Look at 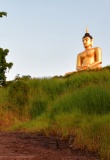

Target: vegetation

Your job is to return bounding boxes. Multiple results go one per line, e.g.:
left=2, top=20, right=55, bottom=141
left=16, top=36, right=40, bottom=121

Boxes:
left=0, top=12, right=13, bottom=86
left=0, top=49, right=13, bottom=86
left=0, top=66, right=110, bottom=159
left=0, top=12, right=7, bottom=17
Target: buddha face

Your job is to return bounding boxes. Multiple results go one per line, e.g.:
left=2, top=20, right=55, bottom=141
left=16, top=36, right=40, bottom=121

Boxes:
left=82, top=37, right=93, bottom=48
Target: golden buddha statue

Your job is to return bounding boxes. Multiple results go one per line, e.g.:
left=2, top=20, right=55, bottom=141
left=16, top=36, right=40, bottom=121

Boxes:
left=65, top=28, right=102, bottom=76
left=76, top=28, right=102, bottom=71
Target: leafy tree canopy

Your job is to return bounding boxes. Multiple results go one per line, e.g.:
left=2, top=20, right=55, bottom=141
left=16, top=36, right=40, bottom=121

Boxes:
left=0, top=12, right=13, bottom=86
left=0, top=48, right=13, bottom=86
left=0, top=12, right=7, bottom=17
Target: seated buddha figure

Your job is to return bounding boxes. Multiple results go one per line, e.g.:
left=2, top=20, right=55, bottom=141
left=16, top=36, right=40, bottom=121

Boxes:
left=76, top=28, right=102, bottom=71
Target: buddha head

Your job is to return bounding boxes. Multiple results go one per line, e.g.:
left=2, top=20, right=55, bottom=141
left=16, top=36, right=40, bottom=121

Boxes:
left=82, top=28, right=93, bottom=48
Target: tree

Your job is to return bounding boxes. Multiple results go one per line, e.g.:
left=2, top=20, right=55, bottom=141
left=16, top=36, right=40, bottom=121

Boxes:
left=0, top=12, right=13, bottom=86
left=0, top=48, right=13, bottom=86
left=0, top=12, right=7, bottom=17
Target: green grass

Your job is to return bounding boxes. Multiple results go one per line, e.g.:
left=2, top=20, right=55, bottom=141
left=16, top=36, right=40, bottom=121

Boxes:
left=1, top=66, right=110, bottom=159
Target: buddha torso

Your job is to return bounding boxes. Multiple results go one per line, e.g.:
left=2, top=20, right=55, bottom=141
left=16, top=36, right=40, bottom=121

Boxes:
left=79, top=48, right=96, bottom=66
left=77, top=47, right=102, bottom=70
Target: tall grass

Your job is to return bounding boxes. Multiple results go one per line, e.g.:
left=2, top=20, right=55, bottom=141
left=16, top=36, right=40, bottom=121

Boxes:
left=0, top=66, right=110, bottom=159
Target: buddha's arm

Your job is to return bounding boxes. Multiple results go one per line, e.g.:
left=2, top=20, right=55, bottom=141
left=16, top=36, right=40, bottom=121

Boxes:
left=76, top=54, right=88, bottom=71
left=77, top=66, right=88, bottom=71
left=76, top=55, right=81, bottom=71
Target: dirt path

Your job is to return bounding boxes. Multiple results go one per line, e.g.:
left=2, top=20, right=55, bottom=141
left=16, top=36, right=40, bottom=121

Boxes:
left=0, top=132, right=100, bottom=160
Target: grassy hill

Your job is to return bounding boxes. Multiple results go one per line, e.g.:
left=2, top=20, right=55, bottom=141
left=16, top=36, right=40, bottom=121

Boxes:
left=1, top=66, right=110, bottom=159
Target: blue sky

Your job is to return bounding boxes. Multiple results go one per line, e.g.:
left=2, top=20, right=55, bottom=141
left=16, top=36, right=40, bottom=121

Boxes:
left=0, top=0, right=110, bottom=80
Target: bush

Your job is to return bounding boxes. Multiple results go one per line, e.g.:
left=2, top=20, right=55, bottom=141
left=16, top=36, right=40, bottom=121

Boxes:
left=30, top=98, right=47, bottom=118
left=77, top=85, right=110, bottom=114
left=50, top=84, right=110, bottom=116
left=8, top=80, right=29, bottom=107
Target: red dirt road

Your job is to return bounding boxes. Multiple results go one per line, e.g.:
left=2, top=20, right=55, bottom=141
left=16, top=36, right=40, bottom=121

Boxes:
left=0, top=132, right=100, bottom=160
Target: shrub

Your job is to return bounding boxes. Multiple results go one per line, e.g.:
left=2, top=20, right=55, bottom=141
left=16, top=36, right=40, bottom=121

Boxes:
left=76, top=85, right=110, bottom=114
left=30, top=98, right=47, bottom=118
left=8, top=80, right=29, bottom=107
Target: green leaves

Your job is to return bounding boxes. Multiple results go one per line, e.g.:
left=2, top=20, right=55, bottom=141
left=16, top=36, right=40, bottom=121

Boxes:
left=0, top=48, right=13, bottom=86
left=0, top=12, right=7, bottom=17
left=8, top=80, right=29, bottom=107
left=0, top=11, right=13, bottom=86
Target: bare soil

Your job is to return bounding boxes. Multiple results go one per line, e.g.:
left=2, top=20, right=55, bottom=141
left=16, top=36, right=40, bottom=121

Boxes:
left=0, top=132, right=100, bottom=160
